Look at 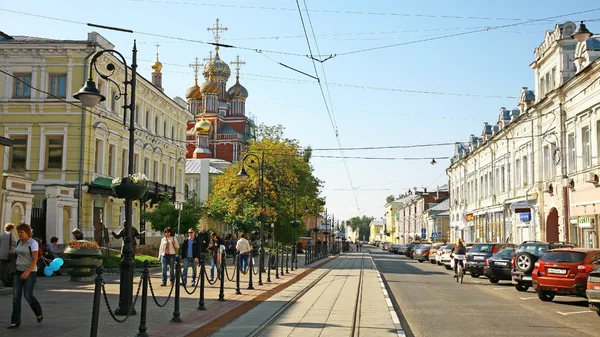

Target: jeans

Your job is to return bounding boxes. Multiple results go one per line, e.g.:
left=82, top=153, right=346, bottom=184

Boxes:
left=11, top=271, right=42, bottom=325
left=240, top=253, right=249, bottom=272
left=161, top=255, right=176, bottom=284
left=210, top=256, right=217, bottom=279
left=182, top=257, right=197, bottom=285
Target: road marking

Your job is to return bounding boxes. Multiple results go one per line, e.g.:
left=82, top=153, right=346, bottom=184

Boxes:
left=519, top=297, right=537, bottom=300
left=493, top=287, right=512, bottom=290
left=386, top=298, right=393, bottom=308
left=557, top=310, right=593, bottom=316
left=368, top=253, right=405, bottom=337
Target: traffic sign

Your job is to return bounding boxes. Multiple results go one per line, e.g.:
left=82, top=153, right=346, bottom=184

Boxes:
left=421, top=233, right=426, bottom=239
left=432, top=232, right=438, bottom=238
left=421, top=228, right=426, bottom=234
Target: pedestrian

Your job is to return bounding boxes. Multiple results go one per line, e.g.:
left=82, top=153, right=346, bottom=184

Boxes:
left=8, top=223, right=43, bottom=329
left=158, top=227, right=179, bottom=287
left=45, top=237, right=63, bottom=276
left=181, top=229, right=199, bottom=287
left=71, top=228, right=83, bottom=241
left=236, top=233, right=251, bottom=273
left=208, top=234, right=220, bottom=281
left=112, top=221, right=144, bottom=259
left=1, top=223, right=17, bottom=287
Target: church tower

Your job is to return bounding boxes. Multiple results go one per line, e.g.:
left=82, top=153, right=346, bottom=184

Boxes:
left=151, top=43, right=163, bottom=91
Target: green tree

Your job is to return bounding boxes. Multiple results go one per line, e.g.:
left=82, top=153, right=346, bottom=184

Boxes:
left=141, top=196, right=204, bottom=235
left=347, top=215, right=374, bottom=241
left=386, top=195, right=395, bottom=204
left=204, top=124, right=322, bottom=244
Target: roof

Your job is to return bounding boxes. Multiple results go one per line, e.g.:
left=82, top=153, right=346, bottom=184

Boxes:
left=89, top=177, right=113, bottom=188
left=0, top=33, right=86, bottom=44
left=548, top=247, right=600, bottom=253
left=185, top=158, right=230, bottom=174
left=219, top=122, right=241, bottom=135
left=428, top=198, right=449, bottom=212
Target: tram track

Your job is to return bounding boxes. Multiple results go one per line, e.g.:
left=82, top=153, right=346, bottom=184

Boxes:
left=245, top=251, right=366, bottom=337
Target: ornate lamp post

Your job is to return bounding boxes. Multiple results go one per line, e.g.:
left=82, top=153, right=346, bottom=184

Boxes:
left=175, top=201, right=183, bottom=236
left=74, top=41, right=138, bottom=315
left=237, top=151, right=264, bottom=286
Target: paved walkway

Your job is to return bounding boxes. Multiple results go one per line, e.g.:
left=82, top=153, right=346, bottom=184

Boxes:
left=210, top=252, right=399, bottom=337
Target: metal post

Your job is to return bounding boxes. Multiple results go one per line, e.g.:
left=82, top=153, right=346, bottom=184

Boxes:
left=235, top=252, right=241, bottom=294
left=171, top=257, right=182, bottom=323
left=267, top=250, right=272, bottom=282
left=90, top=266, right=103, bottom=337
left=286, top=246, right=289, bottom=274
left=275, top=247, right=280, bottom=279
left=258, top=151, right=265, bottom=285
left=136, top=261, right=149, bottom=337
left=196, top=253, right=206, bottom=310
left=218, top=251, right=225, bottom=301
left=247, top=251, right=254, bottom=290
left=280, top=246, right=285, bottom=275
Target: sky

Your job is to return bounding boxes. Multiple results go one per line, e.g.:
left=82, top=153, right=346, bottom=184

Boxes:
left=1, top=0, right=599, bottom=222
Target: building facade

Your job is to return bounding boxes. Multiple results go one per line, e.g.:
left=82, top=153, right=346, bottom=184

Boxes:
left=448, top=21, right=600, bottom=247
left=0, top=31, right=190, bottom=244
left=396, top=187, right=449, bottom=244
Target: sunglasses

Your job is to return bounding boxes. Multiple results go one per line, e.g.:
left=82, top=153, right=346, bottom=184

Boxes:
left=188, top=231, right=194, bottom=234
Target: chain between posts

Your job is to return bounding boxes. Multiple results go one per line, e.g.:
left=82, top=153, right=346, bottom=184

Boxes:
left=148, top=274, right=175, bottom=307
left=101, top=273, right=143, bottom=323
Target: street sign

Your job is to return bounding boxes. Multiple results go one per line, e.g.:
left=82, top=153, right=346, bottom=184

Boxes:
left=432, top=232, right=438, bottom=238
left=421, top=233, right=426, bottom=239
left=421, top=228, right=426, bottom=234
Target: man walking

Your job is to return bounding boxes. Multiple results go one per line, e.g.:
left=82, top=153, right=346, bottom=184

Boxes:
left=0, top=223, right=17, bottom=286
left=181, top=229, right=199, bottom=286
left=236, top=233, right=251, bottom=273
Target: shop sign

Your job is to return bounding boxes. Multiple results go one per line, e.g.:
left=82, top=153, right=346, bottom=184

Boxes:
left=578, top=216, right=595, bottom=229
left=519, top=213, right=531, bottom=222
left=465, top=214, right=475, bottom=222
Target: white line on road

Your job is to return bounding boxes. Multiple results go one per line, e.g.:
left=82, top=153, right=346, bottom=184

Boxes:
left=493, top=287, right=511, bottom=290
left=519, top=297, right=538, bottom=300
left=557, top=310, right=593, bottom=316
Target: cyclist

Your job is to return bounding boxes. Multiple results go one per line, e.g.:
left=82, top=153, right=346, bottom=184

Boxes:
left=451, top=238, right=467, bottom=278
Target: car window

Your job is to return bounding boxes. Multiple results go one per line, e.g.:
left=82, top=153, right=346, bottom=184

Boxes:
left=471, top=244, right=494, bottom=253
left=517, top=244, right=547, bottom=256
left=540, top=251, right=586, bottom=263
left=494, top=248, right=515, bottom=259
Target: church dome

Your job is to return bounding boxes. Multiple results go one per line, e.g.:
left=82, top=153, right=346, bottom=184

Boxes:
left=202, top=51, right=231, bottom=81
left=227, top=79, right=248, bottom=99
left=194, top=117, right=211, bottom=135
left=151, top=59, right=163, bottom=73
left=200, top=78, right=220, bottom=95
left=185, top=79, right=201, bottom=100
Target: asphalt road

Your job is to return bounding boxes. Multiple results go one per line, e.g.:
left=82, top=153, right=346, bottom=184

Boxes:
left=365, top=246, right=599, bottom=337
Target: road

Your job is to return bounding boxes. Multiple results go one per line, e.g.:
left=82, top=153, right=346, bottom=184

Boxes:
left=366, top=246, right=598, bottom=337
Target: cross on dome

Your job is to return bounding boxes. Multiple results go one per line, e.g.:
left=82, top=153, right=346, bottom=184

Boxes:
left=230, top=55, right=245, bottom=79
left=207, top=18, right=228, bottom=46
left=189, top=56, right=201, bottom=80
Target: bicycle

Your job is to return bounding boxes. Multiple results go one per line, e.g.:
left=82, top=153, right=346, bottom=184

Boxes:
left=453, top=254, right=466, bottom=284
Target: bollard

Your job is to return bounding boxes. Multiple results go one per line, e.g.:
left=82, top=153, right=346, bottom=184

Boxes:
left=275, top=247, right=280, bottom=279
left=136, top=261, right=150, bottom=337
left=257, top=248, right=263, bottom=286
left=290, top=246, right=294, bottom=272
left=197, top=253, right=206, bottom=310
left=247, top=251, right=254, bottom=289
left=235, top=252, right=242, bottom=294
left=171, top=256, right=182, bottom=323
left=280, top=246, right=284, bottom=276
left=286, top=246, right=289, bottom=274
left=218, top=251, right=225, bottom=301
left=90, top=266, right=103, bottom=337
left=267, top=250, right=272, bottom=282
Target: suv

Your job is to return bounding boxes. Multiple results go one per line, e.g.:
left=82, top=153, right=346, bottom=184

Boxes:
left=511, top=241, right=576, bottom=292
left=466, top=243, right=516, bottom=278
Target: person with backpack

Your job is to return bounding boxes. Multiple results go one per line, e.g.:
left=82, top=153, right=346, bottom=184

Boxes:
left=1, top=223, right=17, bottom=287
left=8, top=223, right=43, bottom=329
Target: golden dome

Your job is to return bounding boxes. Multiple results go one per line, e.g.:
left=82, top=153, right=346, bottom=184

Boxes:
left=151, top=59, right=163, bottom=72
left=194, top=117, right=211, bottom=135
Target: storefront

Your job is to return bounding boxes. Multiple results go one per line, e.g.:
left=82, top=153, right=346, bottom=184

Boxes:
left=510, top=200, right=535, bottom=244
left=569, top=184, right=600, bottom=248
left=576, top=216, right=598, bottom=248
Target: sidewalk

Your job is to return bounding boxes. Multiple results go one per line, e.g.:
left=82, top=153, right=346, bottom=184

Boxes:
left=0, top=254, right=330, bottom=337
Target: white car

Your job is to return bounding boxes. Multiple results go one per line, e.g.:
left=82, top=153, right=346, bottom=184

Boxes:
left=436, top=244, right=448, bottom=265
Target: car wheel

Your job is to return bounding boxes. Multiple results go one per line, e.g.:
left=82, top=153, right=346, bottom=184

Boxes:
left=538, top=291, right=555, bottom=302
left=437, top=262, right=442, bottom=266
left=418, top=260, right=423, bottom=263
left=471, top=273, right=480, bottom=278
left=444, top=265, right=452, bottom=270
left=515, top=283, right=529, bottom=292
left=515, top=252, right=537, bottom=273
left=430, top=260, right=436, bottom=264
left=489, top=278, right=499, bottom=284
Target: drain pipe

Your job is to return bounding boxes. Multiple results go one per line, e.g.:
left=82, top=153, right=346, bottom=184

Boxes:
left=77, top=42, right=99, bottom=229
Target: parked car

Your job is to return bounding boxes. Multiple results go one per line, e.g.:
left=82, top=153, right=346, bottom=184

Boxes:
left=395, top=244, right=405, bottom=254
left=532, top=248, right=600, bottom=302
left=389, top=244, right=402, bottom=254
left=380, top=242, right=390, bottom=251
left=428, top=243, right=446, bottom=264
left=403, top=241, right=424, bottom=258
left=484, top=248, right=516, bottom=283
left=466, top=243, right=517, bottom=278
left=414, top=244, right=433, bottom=263
left=441, top=244, right=456, bottom=269
left=511, top=241, right=577, bottom=292
left=587, top=266, right=600, bottom=316
left=435, top=244, right=447, bottom=265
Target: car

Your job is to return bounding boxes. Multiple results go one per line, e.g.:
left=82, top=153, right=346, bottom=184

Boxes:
left=440, top=244, right=456, bottom=269
left=395, top=244, right=405, bottom=254
left=428, top=243, right=446, bottom=264
left=484, top=248, right=516, bottom=283
left=389, top=244, right=402, bottom=254
left=436, top=244, right=449, bottom=265
left=413, top=244, right=433, bottom=263
left=532, top=248, right=600, bottom=302
left=511, top=241, right=577, bottom=292
left=403, top=241, right=423, bottom=258
left=587, top=266, right=600, bottom=316
left=466, top=243, right=517, bottom=278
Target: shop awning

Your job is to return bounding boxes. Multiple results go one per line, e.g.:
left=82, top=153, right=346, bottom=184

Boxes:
left=87, top=177, right=115, bottom=196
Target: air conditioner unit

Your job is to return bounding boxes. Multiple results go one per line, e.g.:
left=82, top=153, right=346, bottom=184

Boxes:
left=585, top=172, right=599, bottom=186
left=543, top=183, right=554, bottom=195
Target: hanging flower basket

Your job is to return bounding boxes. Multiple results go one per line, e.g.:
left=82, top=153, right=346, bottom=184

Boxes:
left=111, top=173, right=149, bottom=199
left=63, top=240, right=103, bottom=282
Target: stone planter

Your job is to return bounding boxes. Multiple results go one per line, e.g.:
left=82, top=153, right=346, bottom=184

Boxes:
left=63, top=245, right=103, bottom=282
left=111, top=178, right=149, bottom=200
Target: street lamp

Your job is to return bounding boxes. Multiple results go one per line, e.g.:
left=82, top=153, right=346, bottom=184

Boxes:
left=571, top=21, right=593, bottom=42
left=74, top=41, right=138, bottom=315
left=237, top=151, right=264, bottom=286
left=175, top=201, right=183, bottom=236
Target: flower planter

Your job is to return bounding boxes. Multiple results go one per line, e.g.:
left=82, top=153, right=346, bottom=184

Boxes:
left=63, top=244, right=103, bottom=282
left=111, top=178, right=149, bottom=200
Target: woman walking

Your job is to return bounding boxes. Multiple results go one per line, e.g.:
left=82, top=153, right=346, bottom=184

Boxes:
left=159, top=227, right=179, bottom=286
left=8, top=223, right=43, bottom=329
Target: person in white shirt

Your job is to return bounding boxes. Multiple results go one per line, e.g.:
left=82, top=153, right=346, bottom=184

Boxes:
left=1, top=223, right=18, bottom=286
left=236, top=233, right=251, bottom=273
left=158, top=227, right=179, bottom=286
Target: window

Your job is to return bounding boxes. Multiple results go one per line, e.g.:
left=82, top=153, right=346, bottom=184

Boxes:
left=108, top=144, right=116, bottom=177
left=98, top=81, right=106, bottom=107
left=144, top=158, right=150, bottom=177
left=597, top=120, right=600, bottom=164
left=568, top=133, right=576, bottom=173
left=121, top=150, right=128, bottom=177
left=9, top=135, right=27, bottom=169
left=545, top=72, right=551, bottom=94
left=540, top=77, right=545, bottom=97
left=154, top=116, right=159, bottom=134
left=480, top=176, right=484, bottom=197
left=163, top=121, right=167, bottom=137
left=95, top=140, right=104, bottom=174
left=162, top=163, right=167, bottom=183
left=49, top=74, right=66, bottom=98
left=522, top=156, right=528, bottom=186
left=13, top=73, right=32, bottom=98
left=501, top=166, right=505, bottom=193
left=46, top=135, right=64, bottom=170
left=135, top=105, right=140, bottom=125
left=551, top=67, right=556, bottom=89
left=145, top=110, right=151, bottom=129
left=134, top=153, right=140, bottom=174
left=153, top=160, right=158, bottom=181
left=111, top=89, right=117, bottom=113
left=515, top=159, right=521, bottom=187
left=582, top=126, right=591, bottom=169
left=543, top=146, right=550, bottom=180
left=170, top=166, right=175, bottom=186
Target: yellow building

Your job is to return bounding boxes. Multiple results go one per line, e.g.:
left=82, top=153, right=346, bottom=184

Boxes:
left=369, top=219, right=385, bottom=242
left=0, top=31, right=191, bottom=245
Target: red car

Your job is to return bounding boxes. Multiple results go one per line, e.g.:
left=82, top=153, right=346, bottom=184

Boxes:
left=532, top=248, right=600, bottom=302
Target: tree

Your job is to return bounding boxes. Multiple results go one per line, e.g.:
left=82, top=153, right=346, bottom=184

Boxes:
left=386, top=195, right=395, bottom=204
left=204, top=124, right=322, bottom=244
left=347, top=215, right=373, bottom=241
left=141, top=195, right=204, bottom=234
